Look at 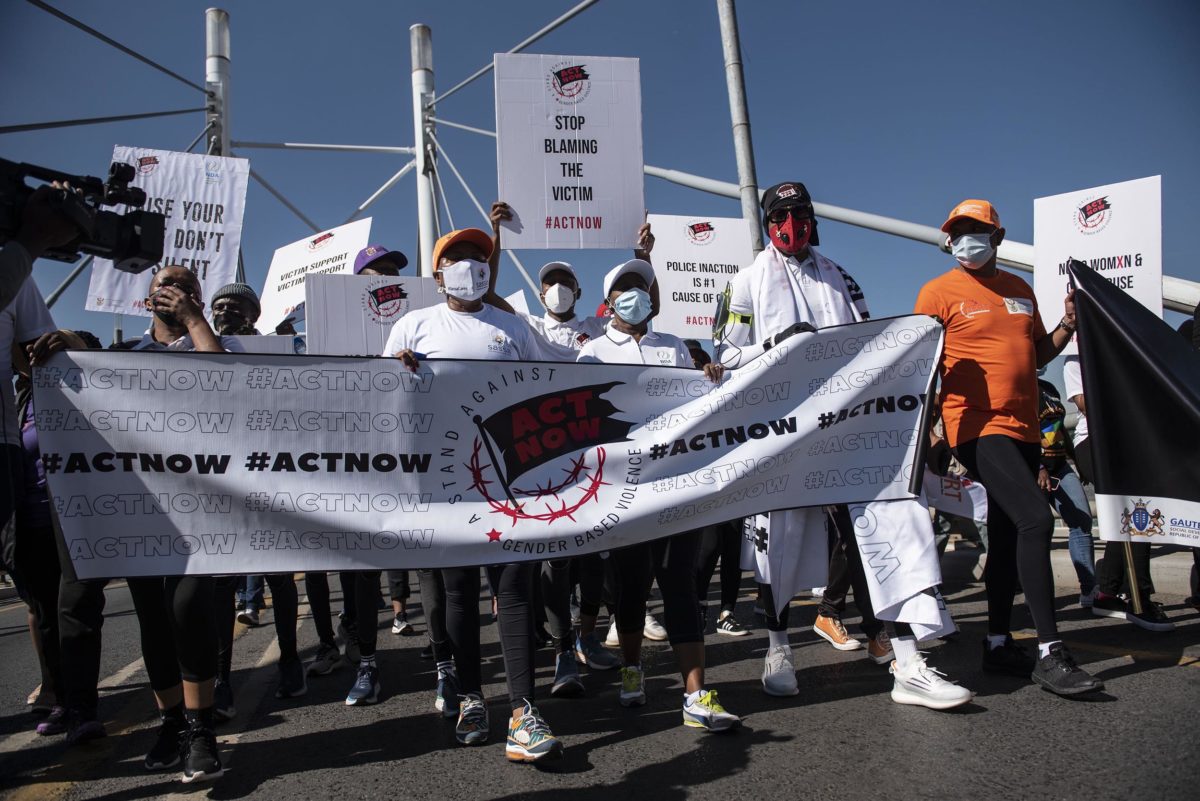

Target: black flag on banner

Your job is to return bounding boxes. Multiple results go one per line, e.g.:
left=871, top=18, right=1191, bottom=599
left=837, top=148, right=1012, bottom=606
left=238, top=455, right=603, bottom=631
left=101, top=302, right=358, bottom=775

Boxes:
left=1068, top=259, right=1200, bottom=547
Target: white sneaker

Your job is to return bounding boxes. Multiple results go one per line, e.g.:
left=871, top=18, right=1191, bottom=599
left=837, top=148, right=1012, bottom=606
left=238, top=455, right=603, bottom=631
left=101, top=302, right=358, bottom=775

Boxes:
left=889, top=653, right=974, bottom=710
left=619, top=666, right=646, bottom=707
left=809, top=586, right=826, bottom=598
left=643, top=614, right=668, bottom=641
left=761, top=645, right=799, bottom=697
left=605, top=619, right=621, bottom=647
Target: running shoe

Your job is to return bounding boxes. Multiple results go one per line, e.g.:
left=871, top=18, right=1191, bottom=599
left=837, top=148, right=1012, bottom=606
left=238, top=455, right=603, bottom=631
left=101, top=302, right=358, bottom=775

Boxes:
left=619, top=666, right=646, bottom=707
left=506, top=701, right=564, bottom=763
left=575, top=632, right=621, bottom=670
left=236, top=608, right=261, bottom=627
left=643, top=614, right=668, bottom=641
left=213, top=678, right=236, bottom=722
left=391, top=613, right=413, bottom=635
left=716, top=611, right=750, bottom=637
left=867, top=631, right=894, bottom=665
left=981, top=635, right=1036, bottom=677
left=36, top=706, right=67, bottom=736
left=1091, top=593, right=1129, bottom=620
left=1127, top=601, right=1175, bottom=632
left=180, top=722, right=224, bottom=784
left=1078, top=588, right=1097, bottom=608
left=64, top=714, right=106, bottom=747
left=605, top=619, right=621, bottom=647
left=276, top=656, right=308, bottom=699
left=307, top=642, right=342, bottom=676
left=682, top=690, right=740, bottom=731
left=762, top=644, right=799, bottom=697
left=345, top=663, right=380, bottom=706
left=889, top=653, right=974, bottom=710
left=550, top=651, right=585, bottom=698
left=435, top=668, right=461, bottom=718
left=1031, top=643, right=1104, bottom=696
left=813, top=614, right=862, bottom=651
left=455, top=693, right=490, bottom=745
left=144, top=716, right=186, bottom=771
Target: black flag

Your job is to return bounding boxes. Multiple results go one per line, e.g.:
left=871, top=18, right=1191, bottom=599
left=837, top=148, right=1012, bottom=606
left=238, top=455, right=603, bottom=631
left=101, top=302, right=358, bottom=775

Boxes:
left=1068, top=259, right=1200, bottom=504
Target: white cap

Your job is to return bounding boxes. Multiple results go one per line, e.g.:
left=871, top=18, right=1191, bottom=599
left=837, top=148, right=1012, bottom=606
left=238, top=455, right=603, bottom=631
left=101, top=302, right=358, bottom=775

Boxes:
left=537, top=261, right=577, bottom=285
left=602, top=258, right=655, bottom=299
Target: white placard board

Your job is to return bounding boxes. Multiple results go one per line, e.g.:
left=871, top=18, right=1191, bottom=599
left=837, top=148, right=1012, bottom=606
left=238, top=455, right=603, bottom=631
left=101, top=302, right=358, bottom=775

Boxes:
left=86, top=147, right=249, bottom=316
left=495, top=53, right=644, bottom=249
left=1035, top=176, right=1162, bottom=354
left=229, top=335, right=302, bottom=354
left=305, top=273, right=440, bottom=356
left=647, top=214, right=754, bottom=340
left=505, top=290, right=531, bottom=316
left=258, top=218, right=372, bottom=332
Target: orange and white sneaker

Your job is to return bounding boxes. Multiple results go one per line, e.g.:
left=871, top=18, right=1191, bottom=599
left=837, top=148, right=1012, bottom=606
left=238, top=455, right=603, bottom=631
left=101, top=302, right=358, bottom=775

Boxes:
left=867, top=631, right=894, bottom=665
left=813, top=614, right=862, bottom=651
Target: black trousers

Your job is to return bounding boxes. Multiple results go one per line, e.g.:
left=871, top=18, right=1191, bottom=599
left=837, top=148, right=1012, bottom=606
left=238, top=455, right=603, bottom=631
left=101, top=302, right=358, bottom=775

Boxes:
left=694, top=520, right=744, bottom=613
left=127, top=575, right=218, bottom=690
left=215, top=573, right=300, bottom=679
left=575, top=553, right=610, bottom=619
left=14, top=523, right=62, bottom=700
left=48, top=521, right=108, bottom=716
left=818, top=507, right=883, bottom=639
left=302, top=572, right=341, bottom=646
left=612, top=532, right=703, bottom=646
left=540, top=559, right=573, bottom=653
left=387, top=569, right=410, bottom=601
left=416, top=568, right=452, bottom=662
left=955, top=435, right=1059, bottom=642
left=353, top=570, right=383, bottom=658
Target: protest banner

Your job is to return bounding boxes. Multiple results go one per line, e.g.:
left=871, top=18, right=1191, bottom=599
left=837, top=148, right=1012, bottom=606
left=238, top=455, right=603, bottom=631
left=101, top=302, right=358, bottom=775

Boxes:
left=922, top=469, right=987, bottom=523
left=86, top=147, right=249, bottom=316
left=305, top=273, right=440, bottom=356
left=35, top=315, right=942, bottom=578
left=229, top=335, right=303, bottom=355
left=646, top=214, right=754, bottom=340
left=258, top=218, right=372, bottom=332
left=495, top=53, right=644, bottom=249
left=1034, top=176, right=1162, bottom=354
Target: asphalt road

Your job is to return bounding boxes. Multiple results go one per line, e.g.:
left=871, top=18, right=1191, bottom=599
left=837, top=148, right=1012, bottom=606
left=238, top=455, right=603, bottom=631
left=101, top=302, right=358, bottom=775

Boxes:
left=1, top=541, right=1197, bottom=801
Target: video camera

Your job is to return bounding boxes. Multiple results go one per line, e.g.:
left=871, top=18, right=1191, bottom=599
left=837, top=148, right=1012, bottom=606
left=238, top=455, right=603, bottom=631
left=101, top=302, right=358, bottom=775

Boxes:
left=0, top=157, right=165, bottom=272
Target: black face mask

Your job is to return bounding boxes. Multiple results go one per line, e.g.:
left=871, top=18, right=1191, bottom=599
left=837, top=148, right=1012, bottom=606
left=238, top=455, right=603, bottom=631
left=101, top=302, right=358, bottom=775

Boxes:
left=154, top=309, right=180, bottom=328
left=213, top=311, right=253, bottom=336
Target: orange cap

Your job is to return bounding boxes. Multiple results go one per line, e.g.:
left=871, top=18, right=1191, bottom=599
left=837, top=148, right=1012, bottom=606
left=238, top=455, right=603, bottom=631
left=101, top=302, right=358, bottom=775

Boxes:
left=940, top=199, right=1000, bottom=233
left=431, top=228, right=494, bottom=268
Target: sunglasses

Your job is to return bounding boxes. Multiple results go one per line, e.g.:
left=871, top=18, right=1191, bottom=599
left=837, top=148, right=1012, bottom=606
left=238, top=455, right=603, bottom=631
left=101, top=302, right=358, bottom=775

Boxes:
left=767, top=207, right=812, bottom=225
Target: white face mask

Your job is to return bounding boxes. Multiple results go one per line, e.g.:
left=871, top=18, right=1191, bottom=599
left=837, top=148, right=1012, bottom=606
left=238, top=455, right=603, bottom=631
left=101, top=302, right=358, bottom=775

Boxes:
left=542, top=283, right=575, bottom=314
left=950, top=232, right=995, bottom=268
left=439, top=259, right=490, bottom=301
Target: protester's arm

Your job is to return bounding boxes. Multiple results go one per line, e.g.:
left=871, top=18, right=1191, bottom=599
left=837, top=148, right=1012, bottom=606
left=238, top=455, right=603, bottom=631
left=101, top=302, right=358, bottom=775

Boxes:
left=27, top=330, right=84, bottom=367
left=1035, top=289, right=1076, bottom=367
left=1070, top=394, right=1086, bottom=416
left=152, top=286, right=224, bottom=352
left=632, top=222, right=661, bottom=319
left=483, top=201, right=517, bottom=312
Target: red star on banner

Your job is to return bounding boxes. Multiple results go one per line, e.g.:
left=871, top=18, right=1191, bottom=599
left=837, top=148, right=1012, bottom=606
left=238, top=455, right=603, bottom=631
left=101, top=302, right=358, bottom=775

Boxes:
left=485, top=529, right=503, bottom=542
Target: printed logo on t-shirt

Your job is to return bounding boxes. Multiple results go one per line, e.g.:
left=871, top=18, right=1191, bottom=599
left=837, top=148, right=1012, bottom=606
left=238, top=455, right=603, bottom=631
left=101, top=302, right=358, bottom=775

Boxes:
left=656, top=351, right=676, bottom=366
left=1003, top=297, right=1033, bottom=316
left=959, top=299, right=991, bottom=318
left=487, top=333, right=513, bottom=355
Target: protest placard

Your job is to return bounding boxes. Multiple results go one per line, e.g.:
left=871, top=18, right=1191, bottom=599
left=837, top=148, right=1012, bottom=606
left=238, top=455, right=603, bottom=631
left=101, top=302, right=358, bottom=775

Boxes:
left=86, top=147, right=249, bottom=315
left=305, top=273, right=440, bottom=356
left=258, top=218, right=372, bottom=332
left=495, top=53, right=644, bottom=249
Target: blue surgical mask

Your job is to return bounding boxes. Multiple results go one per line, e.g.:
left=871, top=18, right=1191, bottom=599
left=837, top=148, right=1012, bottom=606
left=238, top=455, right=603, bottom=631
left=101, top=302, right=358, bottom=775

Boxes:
left=950, top=232, right=995, bottom=268
left=612, top=287, right=652, bottom=324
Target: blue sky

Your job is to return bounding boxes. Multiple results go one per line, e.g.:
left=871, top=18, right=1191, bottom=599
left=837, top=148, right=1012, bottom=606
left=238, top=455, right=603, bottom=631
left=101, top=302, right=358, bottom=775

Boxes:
left=3, top=0, right=1198, bottom=363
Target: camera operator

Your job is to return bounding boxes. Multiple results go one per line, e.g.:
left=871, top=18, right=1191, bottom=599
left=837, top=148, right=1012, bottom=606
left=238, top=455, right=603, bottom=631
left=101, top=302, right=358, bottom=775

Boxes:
left=1, top=184, right=81, bottom=310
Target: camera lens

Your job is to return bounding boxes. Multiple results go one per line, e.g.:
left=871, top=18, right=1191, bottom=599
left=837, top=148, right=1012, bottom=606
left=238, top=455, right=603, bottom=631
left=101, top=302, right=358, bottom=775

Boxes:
left=109, top=162, right=135, bottom=183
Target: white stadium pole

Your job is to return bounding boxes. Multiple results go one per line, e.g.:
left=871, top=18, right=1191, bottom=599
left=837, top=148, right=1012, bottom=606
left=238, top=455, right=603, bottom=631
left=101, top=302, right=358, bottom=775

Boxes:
left=411, top=24, right=437, bottom=278
left=716, top=0, right=764, bottom=255
left=206, top=8, right=241, bottom=282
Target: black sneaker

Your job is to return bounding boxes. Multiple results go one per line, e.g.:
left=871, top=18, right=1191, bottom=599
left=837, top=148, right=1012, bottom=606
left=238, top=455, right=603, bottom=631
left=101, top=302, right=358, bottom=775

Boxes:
left=716, top=611, right=750, bottom=637
left=981, top=635, right=1036, bottom=677
left=180, top=722, right=224, bottom=784
left=276, top=656, right=308, bottom=699
left=144, top=716, right=186, bottom=771
left=1127, top=601, right=1175, bottom=632
left=1091, top=593, right=1129, bottom=620
left=1032, top=642, right=1104, bottom=696
left=213, top=678, right=236, bottom=723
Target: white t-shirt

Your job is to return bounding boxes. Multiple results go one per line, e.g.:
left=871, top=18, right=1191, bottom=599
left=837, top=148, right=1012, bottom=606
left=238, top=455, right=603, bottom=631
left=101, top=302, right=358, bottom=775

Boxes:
left=1, top=278, right=55, bottom=446
left=518, top=310, right=606, bottom=361
left=133, top=331, right=246, bottom=353
left=577, top=322, right=691, bottom=367
left=1061, top=355, right=1088, bottom=445
left=383, top=302, right=543, bottom=361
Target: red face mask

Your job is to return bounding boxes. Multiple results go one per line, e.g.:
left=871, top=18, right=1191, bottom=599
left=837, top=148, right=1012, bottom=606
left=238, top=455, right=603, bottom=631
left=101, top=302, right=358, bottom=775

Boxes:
left=768, top=215, right=812, bottom=255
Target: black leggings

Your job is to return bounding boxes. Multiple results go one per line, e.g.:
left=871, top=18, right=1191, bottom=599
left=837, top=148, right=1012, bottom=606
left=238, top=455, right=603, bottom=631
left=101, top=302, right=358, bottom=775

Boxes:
left=540, top=559, right=573, bottom=654
left=353, top=570, right=383, bottom=658
left=954, top=435, right=1059, bottom=642
left=14, top=524, right=62, bottom=701
left=416, top=568, right=452, bottom=662
left=613, top=532, right=702, bottom=646
left=215, top=574, right=300, bottom=679
left=818, top=507, right=882, bottom=639
left=694, top=520, right=743, bottom=612
left=576, top=553, right=610, bottom=618
left=302, top=572, right=342, bottom=646
left=127, top=575, right=218, bottom=690
left=444, top=563, right=535, bottom=709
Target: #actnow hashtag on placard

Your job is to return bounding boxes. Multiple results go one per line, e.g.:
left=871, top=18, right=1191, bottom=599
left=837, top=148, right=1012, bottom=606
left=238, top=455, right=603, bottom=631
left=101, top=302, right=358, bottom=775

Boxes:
left=33, top=316, right=943, bottom=578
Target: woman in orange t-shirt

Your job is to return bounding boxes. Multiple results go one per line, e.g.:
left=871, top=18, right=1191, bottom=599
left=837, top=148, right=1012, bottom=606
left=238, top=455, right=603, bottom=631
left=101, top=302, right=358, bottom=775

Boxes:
left=913, top=199, right=1102, bottom=697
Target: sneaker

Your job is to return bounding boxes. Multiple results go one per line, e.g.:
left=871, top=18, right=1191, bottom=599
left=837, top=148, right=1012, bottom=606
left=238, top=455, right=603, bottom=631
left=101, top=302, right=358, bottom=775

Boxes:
left=643, top=614, right=668, bottom=641
left=683, top=690, right=740, bottom=731
left=391, top=613, right=413, bottom=635
left=276, top=656, right=308, bottom=699
left=36, top=706, right=67, bottom=736
left=1091, top=593, right=1129, bottom=620
left=619, top=666, right=647, bottom=707
left=867, top=631, right=894, bottom=665
left=1127, top=601, right=1175, bottom=632
left=144, top=716, right=186, bottom=771
left=435, top=669, right=461, bottom=718
left=813, top=614, right=862, bottom=651
left=64, top=714, right=106, bottom=747
left=1031, top=642, right=1104, bottom=696
left=605, top=619, right=621, bottom=647
left=761, top=644, right=799, bottom=697
left=236, top=608, right=260, bottom=627
left=455, top=693, right=489, bottom=745
left=308, top=642, right=342, bottom=676
left=1079, top=588, right=1097, bottom=608
left=575, top=632, right=621, bottom=670
left=551, top=651, right=585, bottom=698
left=180, top=722, right=224, bottom=784
left=889, top=653, right=974, bottom=710
left=506, top=701, right=564, bottom=763
left=716, top=611, right=750, bottom=637
left=981, top=635, right=1036, bottom=677
left=345, top=663, right=380, bottom=706
left=810, top=586, right=826, bottom=598
left=213, top=678, right=236, bottom=722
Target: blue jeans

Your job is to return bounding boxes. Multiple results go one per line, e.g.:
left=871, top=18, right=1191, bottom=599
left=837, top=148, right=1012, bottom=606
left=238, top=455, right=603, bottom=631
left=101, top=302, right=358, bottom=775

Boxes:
left=237, top=575, right=265, bottom=611
left=1049, top=463, right=1095, bottom=593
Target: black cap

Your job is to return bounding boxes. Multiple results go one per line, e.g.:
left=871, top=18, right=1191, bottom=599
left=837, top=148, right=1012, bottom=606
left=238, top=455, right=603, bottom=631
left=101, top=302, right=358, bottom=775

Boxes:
left=760, top=181, right=819, bottom=245
left=212, top=282, right=261, bottom=315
